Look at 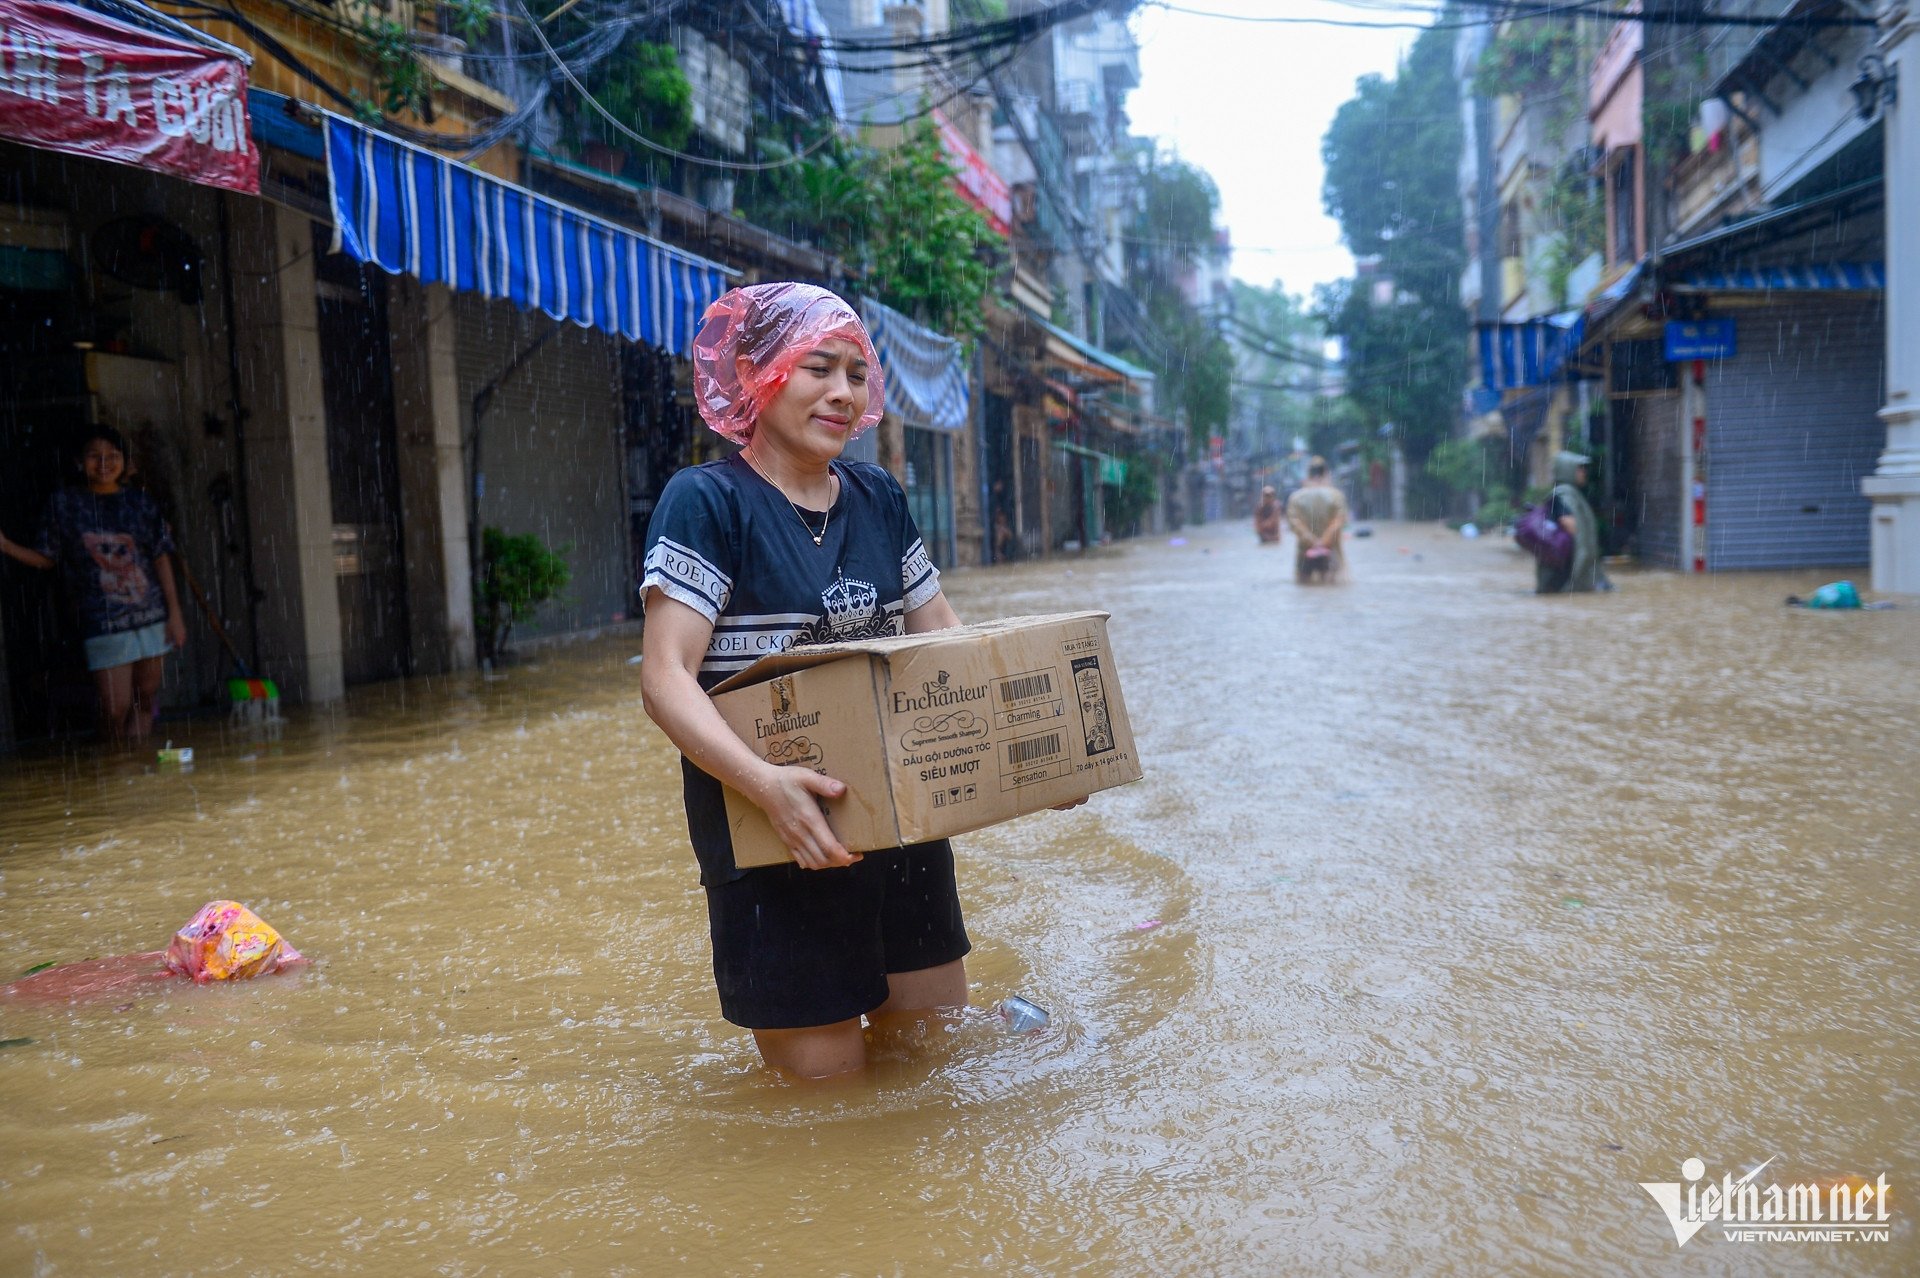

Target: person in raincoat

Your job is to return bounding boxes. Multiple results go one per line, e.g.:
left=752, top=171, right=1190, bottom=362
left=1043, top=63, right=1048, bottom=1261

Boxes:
left=1253, top=485, right=1284, bottom=545
left=1536, top=451, right=1610, bottom=594
left=1285, top=458, right=1348, bottom=582
left=637, top=282, right=1083, bottom=1081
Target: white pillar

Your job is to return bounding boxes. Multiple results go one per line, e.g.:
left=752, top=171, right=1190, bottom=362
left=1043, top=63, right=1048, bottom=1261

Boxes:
left=227, top=200, right=345, bottom=703
left=389, top=278, right=476, bottom=674
left=1866, top=0, right=1920, bottom=593
left=1389, top=444, right=1407, bottom=521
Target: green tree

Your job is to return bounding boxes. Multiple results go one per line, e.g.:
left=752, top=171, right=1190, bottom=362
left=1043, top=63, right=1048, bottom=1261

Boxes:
left=1315, top=278, right=1463, bottom=455
left=741, top=127, right=875, bottom=246
left=735, top=120, right=997, bottom=339
left=345, top=0, right=493, bottom=119
left=1228, top=280, right=1324, bottom=459
left=1123, top=156, right=1236, bottom=443
left=1322, top=26, right=1465, bottom=307
left=861, top=122, right=999, bottom=338
left=1102, top=453, right=1162, bottom=538
left=556, top=37, right=694, bottom=179
left=1319, top=23, right=1468, bottom=513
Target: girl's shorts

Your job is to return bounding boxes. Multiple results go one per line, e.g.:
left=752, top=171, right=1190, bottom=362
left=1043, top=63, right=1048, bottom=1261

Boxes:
left=83, top=622, right=170, bottom=672
left=704, top=839, right=972, bottom=1030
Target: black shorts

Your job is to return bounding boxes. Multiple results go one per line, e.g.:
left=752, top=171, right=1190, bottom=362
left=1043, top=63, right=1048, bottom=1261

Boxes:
left=703, top=839, right=972, bottom=1030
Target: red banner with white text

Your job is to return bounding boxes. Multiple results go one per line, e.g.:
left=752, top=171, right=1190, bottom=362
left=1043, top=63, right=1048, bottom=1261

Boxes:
left=0, top=0, right=257, bottom=193
left=933, top=107, right=1010, bottom=239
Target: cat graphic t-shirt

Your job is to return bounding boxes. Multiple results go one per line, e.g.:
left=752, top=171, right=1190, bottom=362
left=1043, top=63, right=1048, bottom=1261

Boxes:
left=35, top=487, right=176, bottom=639
left=642, top=454, right=941, bottom=884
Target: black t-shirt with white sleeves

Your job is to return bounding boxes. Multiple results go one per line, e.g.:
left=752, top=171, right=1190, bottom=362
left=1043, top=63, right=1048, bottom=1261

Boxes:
left=641, top=454, right=941, bottom=885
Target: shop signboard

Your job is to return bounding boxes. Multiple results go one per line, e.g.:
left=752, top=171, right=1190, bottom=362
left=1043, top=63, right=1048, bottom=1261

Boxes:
left=1664, top=318, right=1736, bottom=361
left=933, top=106, right=1012, bottom=238
left=0, top=0, right=258, bottom=193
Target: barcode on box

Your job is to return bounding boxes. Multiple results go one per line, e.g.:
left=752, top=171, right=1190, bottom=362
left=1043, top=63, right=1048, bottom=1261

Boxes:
left=998, top=671, right=1054, bottom=705
left=1005, top=732, right=1063, bottom=768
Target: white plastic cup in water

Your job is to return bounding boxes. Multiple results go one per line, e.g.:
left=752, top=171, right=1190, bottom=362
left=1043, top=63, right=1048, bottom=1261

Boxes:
left=999, top=995, right=1050, bottom=1033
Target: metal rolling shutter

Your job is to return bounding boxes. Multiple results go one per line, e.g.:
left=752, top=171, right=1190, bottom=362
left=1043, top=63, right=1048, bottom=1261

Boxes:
left=1632, top=393, right=1684, bottom=568
left=454, top=295, right=630, bottom=637
left=1703, top=300, right=1883, bottom=569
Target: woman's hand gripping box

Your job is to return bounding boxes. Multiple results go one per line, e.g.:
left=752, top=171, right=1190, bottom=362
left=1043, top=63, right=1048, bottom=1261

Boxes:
left=709, top=612, right=1141, bottom=867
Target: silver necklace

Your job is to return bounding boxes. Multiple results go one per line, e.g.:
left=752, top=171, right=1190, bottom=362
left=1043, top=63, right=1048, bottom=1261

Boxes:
left=743, top=449, right=836, bottom=547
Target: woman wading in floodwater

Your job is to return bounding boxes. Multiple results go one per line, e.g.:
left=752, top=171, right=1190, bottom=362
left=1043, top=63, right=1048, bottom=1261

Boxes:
left=640, top=284, right=1079, bottom=1080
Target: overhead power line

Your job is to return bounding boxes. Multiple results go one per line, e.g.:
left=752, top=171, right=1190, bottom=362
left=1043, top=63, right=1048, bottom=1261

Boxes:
left=514, top=0, right=1054, bottom=170
left=1222, top=314, right=1330, bottom=368
left=1148, top=0, right=1876, bottom=28
left=513, top=0, right=843, bottom=171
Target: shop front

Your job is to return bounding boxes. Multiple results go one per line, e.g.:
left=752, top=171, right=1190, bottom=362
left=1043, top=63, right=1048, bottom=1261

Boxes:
left=1, top=60, right=737, bottom=746
left=0, top=0, right=261, bottom=743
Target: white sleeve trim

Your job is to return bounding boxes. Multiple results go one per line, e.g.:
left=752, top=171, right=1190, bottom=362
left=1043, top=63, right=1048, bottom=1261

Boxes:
left=902, top=538, right=941, bottom=612
left=642, top=536, right=732, bottom=619
left=641, top=574, right=722, bottom=623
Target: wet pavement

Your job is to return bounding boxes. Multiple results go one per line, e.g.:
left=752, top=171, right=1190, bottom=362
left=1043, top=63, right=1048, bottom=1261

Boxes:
left=2, top=521, right=1917, bottom=1274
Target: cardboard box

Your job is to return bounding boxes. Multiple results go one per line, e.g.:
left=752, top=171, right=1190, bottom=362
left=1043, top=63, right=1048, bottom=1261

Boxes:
left=709, top=611, right=1141, bottom=867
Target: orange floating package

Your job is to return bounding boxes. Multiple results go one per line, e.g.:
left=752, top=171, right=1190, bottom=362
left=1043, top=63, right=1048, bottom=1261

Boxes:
left=164, top=900, right=304, bottom=983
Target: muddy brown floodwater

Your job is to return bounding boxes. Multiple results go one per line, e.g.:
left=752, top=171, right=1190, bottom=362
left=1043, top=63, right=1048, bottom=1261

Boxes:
left=2, top=522, right=1917, bottom=1275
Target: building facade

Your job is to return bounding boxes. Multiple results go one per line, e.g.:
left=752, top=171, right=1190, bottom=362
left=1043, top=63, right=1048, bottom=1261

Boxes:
left=0, top=0, right=1179, bottom=749
left=1460, top=1, right=1910, bottom=581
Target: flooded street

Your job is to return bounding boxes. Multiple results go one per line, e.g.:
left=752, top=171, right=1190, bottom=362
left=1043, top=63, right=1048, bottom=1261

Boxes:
left=2, top=522, right=1917, bottom=1275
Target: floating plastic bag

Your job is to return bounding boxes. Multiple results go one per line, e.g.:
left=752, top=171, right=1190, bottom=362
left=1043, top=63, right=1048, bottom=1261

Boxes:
left=164, top=900, right=304, bottom=983
left=690, top=283, right=885, bottom=443
left=999, top=995, right=1051, bottom=1033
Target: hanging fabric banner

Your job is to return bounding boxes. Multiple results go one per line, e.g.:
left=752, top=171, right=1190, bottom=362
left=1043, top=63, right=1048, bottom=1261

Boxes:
left=325, top=114, right=733, bottom=355
left=1476, top=311, right=1586, bottom=390
left=0, top=0, right=258, bottom=192
left=860, top=294, right=970, bottom=432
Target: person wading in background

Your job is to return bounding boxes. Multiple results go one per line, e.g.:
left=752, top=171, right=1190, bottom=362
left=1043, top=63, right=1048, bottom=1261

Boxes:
left=1253, top=485, right=1283, bottom=545
left=0, top=426, right=185, bottom=744
left=1286, top=457, right=1348, bottom=583
left=1536, top=451, right=1610, bottom=595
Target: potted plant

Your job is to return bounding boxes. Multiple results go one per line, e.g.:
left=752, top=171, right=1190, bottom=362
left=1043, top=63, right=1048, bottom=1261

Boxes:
left=557, top=38, right=693, bottom=180
left=479, top=526, right=571, bottom=661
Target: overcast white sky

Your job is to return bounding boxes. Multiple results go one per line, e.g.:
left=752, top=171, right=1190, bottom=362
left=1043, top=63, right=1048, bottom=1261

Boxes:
left=1126, top=1, right=1424, bottom=302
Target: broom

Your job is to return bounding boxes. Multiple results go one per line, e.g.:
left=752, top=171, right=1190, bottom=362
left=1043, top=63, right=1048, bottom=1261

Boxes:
left=175, top=557, right=279, bottom=720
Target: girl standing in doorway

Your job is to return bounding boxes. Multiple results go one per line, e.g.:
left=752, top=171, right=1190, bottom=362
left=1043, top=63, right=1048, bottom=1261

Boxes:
left=0, top=426, right=185, bottom=744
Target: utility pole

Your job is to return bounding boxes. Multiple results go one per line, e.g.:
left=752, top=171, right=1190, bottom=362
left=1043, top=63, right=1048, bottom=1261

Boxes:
left=1867, top=0, right=1920, bottom=592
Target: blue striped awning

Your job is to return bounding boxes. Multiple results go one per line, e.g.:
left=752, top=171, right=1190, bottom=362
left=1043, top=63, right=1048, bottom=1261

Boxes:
left=1674, top=262, right=1884, bottom=291
left=860, top=296, right=969, bottom=432
left=1476, top=311, right=1585, bottom=390
left=324, top=115, right=733, bottom=356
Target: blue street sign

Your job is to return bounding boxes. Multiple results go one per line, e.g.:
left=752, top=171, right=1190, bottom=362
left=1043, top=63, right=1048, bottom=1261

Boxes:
left=1665, top=318, right=1737, bottom=361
